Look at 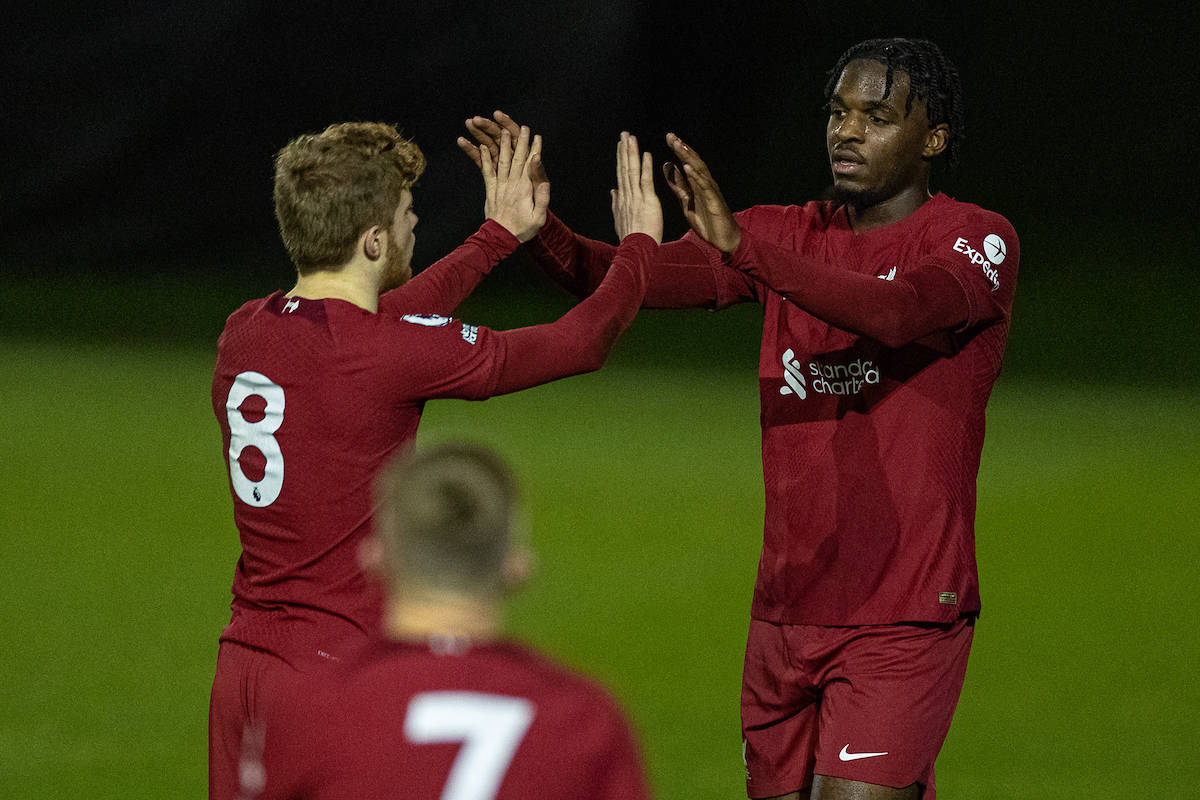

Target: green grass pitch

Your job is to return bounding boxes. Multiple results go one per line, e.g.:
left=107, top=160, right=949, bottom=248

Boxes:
left=1, top=336, right=1196, bottom=798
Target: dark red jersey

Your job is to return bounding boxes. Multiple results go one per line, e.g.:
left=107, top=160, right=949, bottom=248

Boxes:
left=211, top=222, right=653, bottom=668
left=529, top=194, right=1019, bottom=624
left=254, top=637, right=652, bottom=800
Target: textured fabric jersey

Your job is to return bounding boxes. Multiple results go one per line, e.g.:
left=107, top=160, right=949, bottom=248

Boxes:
left=211, top=221, right=654, bottom=669
left=529, top=194, right=1019, bottom=625
left=254, top=638, right=652, bottom=800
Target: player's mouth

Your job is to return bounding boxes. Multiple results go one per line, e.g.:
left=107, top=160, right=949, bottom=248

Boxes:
left=831, top=148, right=864, bottom=176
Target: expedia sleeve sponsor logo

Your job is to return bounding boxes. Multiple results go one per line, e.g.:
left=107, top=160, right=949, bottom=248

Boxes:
left=951, top=235, right=1005, bottom=292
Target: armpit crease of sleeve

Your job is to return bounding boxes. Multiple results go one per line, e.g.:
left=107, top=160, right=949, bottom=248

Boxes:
left=724, top=227, right=971, bottom=347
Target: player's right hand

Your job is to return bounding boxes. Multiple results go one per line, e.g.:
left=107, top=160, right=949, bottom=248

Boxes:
left=611, top=132, right=662, bottom=244
left=662, top=133, right=741, bottom=253
left=478, top=125, right=550, bottom=243
left=458, top=110, right=550, bottom=189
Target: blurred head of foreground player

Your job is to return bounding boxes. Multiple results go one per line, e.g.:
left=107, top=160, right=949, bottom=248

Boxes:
left=362, top=442, right=534, bottom=641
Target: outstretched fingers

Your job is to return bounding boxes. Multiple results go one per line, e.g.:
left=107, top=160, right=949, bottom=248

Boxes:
left=522, top=135, right=543, bottom=180
left=684, top=162, right=727, bottom=214
left=465, top=117, right=501, bottom=168
left=640, top=150, right=654, bottom=196
left=616, top=132, right=632, bottom=201
left=463, top=112, right=551, bottom=186
left=666, top=132, right=711, bottom=174
left=662, top=161, right=693, bottom=210
left=532, top=166, right=550, bottom=221
left=457, top=136, right=483, bottom=170
left=491, top=110, right=522, bottom=137
left=510, top=126, right=532, bottom=176
left=479, top=145, right=497, bottom=199
left=612, top=131, right=663, bottom=243
left=497, top=130, right=513, bottom=180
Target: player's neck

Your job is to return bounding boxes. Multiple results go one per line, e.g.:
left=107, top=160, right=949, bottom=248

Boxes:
left=383, top=591, right=503, bottom=643
left=288, top=262, right=380, bottom=313
left=846, top=184, right=932, bottom=233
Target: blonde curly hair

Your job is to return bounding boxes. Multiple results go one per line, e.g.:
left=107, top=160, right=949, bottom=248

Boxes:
left=273, top=122, right=425, bottom=273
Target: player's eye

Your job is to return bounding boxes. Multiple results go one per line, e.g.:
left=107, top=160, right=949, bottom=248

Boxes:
left=869, top=116, right=889, bottom=125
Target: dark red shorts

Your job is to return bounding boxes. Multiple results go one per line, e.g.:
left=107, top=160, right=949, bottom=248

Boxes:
left=208, top=642, right=300, bottom=800
left=741, top=617, right=974, bottom=799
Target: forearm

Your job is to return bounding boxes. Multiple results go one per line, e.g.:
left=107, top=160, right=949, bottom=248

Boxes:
left=528, top=212, right=755, bottom=309
left=381, top=220, right=518, bottom=315
left=488, top=233, right=654, bottom=394
left=524, top=211, right=615, bottom=296
left=727, top=229, right=971, bottom=347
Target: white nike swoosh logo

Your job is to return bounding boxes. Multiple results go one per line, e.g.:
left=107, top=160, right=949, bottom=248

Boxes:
left=839, top=745, right=888, bottom=761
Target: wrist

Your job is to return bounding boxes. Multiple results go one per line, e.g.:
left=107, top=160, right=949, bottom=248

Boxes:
left=488, top=214, right=527, bottom=242
left=480, top=218, right=523, bottom=249
left=719, top=228, right=741, bottom=254
left=515, top=227, right=541, bottom=243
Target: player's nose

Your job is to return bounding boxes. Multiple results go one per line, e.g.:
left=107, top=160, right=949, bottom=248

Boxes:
left=833, top=114, right=865, bottom=143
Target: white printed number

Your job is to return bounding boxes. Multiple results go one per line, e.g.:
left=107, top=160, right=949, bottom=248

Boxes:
left=405, top=692, right=534, bottom=800
left=225, top=371, right=285, bottom=507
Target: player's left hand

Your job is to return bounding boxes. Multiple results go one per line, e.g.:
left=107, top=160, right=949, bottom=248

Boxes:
left=663, top=133, right=741, bottom=253
left=459, top=111, right=550, bottom=190
left=479, top=125, right=550, bottom=242
left=611, top=131, right=663, bottom=243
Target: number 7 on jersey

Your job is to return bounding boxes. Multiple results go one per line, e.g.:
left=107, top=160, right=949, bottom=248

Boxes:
left=405, top=691, right=535, bottom=800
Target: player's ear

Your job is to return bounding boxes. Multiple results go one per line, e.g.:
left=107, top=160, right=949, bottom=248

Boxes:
left=501, top=545, right=535, bottom=595
left=362, top=226, right=384, bottom=260
left=358, top=535, right=387, bottom=580
left=923, top=124, right=949, bottom=159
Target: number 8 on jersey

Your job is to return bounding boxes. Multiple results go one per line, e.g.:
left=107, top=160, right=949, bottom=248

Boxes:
left=225, top=371, right=285, bottom=507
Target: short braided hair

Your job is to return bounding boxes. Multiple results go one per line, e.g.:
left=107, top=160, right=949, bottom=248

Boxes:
left=825, top=38, right=965, bottom=168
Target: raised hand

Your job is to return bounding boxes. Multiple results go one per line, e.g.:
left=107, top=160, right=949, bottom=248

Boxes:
left=611, top=132, right=662, bottom=244
left=458, top=110, right=549, bottom=189
left=662, top=133, right=741, bottom=253
left=478, top=125, right=550, bottom=242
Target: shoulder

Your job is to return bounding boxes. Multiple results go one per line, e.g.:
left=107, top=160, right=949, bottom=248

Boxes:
left=494, top=643, right=625, bottom=715
left=735, top=201, right=832, bottom=229
left=925, top=194, right=1018, bottom=240
left=917, top=194, right=1020, bottom=274
left=220, top=292, right=282, bottom=330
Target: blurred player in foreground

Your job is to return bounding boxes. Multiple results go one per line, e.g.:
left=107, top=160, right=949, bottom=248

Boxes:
left=209, top=123, right=662, bottom=799
left=248, top=442, right=652, bottom=799
left=464, top=37, right=1019, bottom=800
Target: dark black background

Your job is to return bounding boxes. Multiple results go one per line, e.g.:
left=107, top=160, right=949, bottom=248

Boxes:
left=3, top=2, right=1196, bottom=382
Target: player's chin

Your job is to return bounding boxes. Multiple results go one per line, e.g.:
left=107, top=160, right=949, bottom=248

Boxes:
left=828, top=178, right=883, bottom=208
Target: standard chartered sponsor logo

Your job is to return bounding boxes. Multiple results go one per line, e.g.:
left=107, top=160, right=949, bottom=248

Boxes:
left=779, top=349, right=880, bottom=400
left=951, top=234, right=1004, bottom=292
left=780, top=349, right=807, bottom=398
